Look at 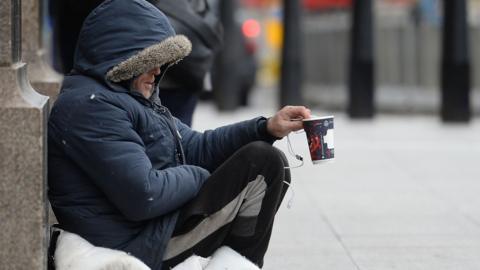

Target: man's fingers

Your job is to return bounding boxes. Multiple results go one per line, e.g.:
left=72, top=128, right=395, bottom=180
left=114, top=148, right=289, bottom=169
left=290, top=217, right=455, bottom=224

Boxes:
left=270, top=105, right=311, bottom=137
left=282, top=121, right=303, bottom=134
left=289, top=121, right=303, bottom=130
left=282, top=106, right=311, bottom=119
left=292, top=124, right=304, bottom=131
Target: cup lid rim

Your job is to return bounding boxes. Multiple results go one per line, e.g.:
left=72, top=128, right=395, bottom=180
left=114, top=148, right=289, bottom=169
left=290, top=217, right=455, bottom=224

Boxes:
left=302, top=115, right=334, bottom=121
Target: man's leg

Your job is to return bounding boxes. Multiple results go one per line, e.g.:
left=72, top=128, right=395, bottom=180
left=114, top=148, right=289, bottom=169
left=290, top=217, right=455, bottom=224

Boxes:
left=162, top=142, right=290, bottom=269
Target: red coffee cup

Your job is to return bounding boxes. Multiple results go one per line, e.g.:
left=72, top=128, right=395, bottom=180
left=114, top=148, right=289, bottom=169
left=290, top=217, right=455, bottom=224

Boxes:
left=302, top=116, right=335, bottom=164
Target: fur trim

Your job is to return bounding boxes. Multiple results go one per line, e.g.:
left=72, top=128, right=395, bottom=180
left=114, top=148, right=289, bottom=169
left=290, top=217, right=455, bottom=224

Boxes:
left=54, top=231, right=257, bottom=270
left=171, top=255, right=210, bottom=270
left=172, top=246, right=260, bottom=270
left=204, top=246, right=260, bottom=270
left=55, top=231, right=151, bottom=270
left=106, top=35, right=192, bottom=82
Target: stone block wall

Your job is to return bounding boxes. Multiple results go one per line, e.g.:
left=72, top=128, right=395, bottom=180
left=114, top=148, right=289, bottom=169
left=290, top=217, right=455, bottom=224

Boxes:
left=0, top=0, right=52, bottom=269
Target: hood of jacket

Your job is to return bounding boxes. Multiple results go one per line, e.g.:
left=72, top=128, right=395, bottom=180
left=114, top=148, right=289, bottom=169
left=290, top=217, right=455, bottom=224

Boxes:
left=73, top=0, right=192, bottom=87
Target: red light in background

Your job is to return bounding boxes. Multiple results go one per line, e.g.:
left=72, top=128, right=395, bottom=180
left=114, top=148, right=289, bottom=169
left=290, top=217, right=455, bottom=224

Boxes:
left=242, top=19, right=261, bottom=39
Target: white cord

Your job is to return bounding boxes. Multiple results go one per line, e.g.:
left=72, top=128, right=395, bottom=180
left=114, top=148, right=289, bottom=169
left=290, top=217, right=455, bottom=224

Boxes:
left=281, top=134, right=304, bottom=208
left=282, top=180, right=294, bottom=209
left=284, top=134, right=304, bottom=169
left=284, top=160, right=304, bottom=169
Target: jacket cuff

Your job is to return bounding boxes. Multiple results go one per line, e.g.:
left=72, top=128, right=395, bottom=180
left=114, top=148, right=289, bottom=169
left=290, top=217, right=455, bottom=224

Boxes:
left=257, top=117, right=281, bottom=144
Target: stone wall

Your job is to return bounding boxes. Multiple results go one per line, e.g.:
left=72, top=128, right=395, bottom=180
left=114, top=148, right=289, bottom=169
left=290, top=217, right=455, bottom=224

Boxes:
left=0, top=0, right=50, bottom=269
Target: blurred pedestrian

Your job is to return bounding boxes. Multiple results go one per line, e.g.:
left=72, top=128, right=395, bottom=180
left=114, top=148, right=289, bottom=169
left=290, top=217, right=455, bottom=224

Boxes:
left=47, top=0, right=311, bottom=269
left=149, top=0, right=223, bottom=126
left=49, top=0, right=102, bottom=73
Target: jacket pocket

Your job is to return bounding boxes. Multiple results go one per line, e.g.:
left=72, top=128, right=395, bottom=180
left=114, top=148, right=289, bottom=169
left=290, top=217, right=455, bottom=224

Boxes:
left=139, top=122, right=177, bottom=169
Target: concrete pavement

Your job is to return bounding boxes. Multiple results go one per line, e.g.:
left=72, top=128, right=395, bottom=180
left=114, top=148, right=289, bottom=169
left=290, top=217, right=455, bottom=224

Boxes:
left=192, top=88, right=480, bottom=270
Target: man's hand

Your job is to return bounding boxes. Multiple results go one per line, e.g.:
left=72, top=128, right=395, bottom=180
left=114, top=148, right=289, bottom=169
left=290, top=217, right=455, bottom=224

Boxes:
left=267, top=106, right=311, bottom=138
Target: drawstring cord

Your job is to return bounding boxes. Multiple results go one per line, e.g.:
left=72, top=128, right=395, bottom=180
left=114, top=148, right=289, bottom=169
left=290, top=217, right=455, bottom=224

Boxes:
left=282, top=134, right=305, bottom=208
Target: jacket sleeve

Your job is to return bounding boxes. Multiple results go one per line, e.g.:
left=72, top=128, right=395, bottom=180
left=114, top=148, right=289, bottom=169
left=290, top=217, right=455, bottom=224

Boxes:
left=49, top=94, right=210, bottom=221
left=176, top=116, right=278, bottom=172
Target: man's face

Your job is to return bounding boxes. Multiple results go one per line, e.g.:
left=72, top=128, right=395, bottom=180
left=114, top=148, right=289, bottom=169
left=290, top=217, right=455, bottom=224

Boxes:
left=133, top=67, right=161, bottom=98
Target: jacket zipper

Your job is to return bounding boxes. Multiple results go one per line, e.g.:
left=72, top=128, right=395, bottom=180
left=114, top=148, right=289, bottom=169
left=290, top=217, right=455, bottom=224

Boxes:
left=151, top=103, right=186, bottom=165
left=126, top=84, right=185, bottom=165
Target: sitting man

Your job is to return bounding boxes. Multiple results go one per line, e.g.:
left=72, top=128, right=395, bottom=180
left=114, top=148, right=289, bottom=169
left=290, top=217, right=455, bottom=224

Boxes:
left=47, top=0, right=311, bottom=269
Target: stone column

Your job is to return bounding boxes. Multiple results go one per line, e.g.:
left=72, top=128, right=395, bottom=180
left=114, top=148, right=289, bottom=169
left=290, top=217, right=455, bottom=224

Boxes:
left=280, top=0, right=304, bottom=107
left=348, top=0, right=375, bottom=118
left=22, top=0, right=61, bottom=101
left=441, top=0, right=471, bottom=122
left=0, top=0, right=50, bottom=269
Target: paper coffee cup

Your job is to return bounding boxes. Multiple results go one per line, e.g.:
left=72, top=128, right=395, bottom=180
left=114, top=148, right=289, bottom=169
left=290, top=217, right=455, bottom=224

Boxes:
left=302, top=116, right=334, bottom=164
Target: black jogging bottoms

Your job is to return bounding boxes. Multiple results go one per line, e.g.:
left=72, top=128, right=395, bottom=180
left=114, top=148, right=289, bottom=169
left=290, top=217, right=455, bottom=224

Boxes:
left=162, top=141, right=291, bottom=269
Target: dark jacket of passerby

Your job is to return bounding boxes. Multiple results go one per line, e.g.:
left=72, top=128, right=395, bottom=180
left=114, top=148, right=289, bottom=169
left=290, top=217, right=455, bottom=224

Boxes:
left=149, top=0, right=223, bottom=126
left=47, top=0, right=274, bottom=269
left=49, top=0, right=103, bottom=73
left=150, top=0, right=222, bottom=92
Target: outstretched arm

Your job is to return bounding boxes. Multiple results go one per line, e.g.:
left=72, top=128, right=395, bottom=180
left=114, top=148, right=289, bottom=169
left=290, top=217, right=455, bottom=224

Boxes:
left=178, top=106, right=311, bottom=171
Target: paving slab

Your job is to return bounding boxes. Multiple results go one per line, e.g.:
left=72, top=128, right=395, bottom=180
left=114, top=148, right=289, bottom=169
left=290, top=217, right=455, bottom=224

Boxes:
left=349, top=247, right=480, bottom=270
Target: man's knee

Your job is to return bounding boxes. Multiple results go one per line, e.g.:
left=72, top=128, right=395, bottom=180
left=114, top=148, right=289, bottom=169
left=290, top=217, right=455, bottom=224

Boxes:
left=274, top=147, right=289, bottom=168
left=238, top=142, right=288, bottom=189
left=241, top=142, right=284, bottom=167
left=275, top=148, right=291, bottom=184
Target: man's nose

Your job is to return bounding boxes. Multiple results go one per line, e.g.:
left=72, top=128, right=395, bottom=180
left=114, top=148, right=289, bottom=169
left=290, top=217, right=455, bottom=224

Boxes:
left=151, top=67, right=161, bottom=76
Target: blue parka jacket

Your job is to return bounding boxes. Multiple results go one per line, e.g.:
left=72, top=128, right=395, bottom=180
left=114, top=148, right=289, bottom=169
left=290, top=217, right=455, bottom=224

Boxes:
left=47, top=1, right=275, bottom=269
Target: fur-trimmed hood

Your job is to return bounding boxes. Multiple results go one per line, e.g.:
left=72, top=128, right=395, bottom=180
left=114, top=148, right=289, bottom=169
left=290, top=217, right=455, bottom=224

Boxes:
left=73, top=0, right=191, bottom=87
